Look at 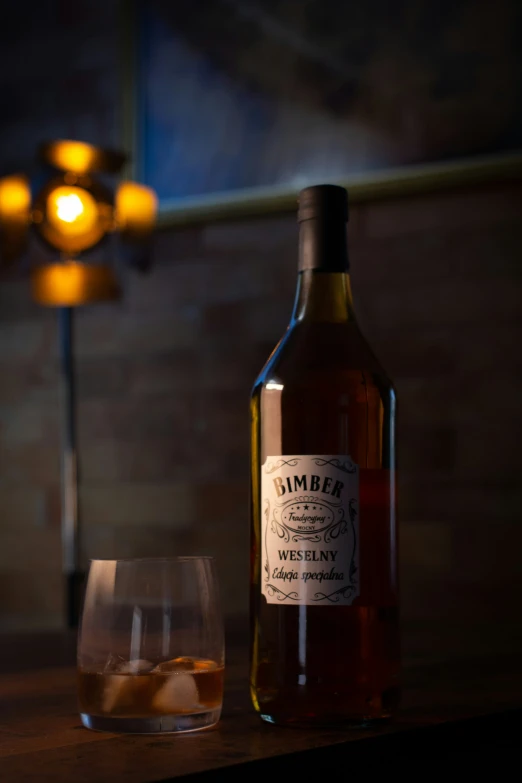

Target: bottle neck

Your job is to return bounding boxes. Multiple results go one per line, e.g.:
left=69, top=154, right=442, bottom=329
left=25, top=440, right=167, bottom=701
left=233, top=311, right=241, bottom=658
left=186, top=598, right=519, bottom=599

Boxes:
left=298, top=216, right=348, bottom=273
left=291, top=270, right=356, bottom=323
left=293, top=216, right=354, bottom=323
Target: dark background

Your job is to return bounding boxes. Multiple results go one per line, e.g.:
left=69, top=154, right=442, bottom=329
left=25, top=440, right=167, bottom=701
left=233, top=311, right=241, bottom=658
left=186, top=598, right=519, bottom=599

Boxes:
left=140, top=0, right=522, bottom=200
left=0, top=0, right=520, bottom=668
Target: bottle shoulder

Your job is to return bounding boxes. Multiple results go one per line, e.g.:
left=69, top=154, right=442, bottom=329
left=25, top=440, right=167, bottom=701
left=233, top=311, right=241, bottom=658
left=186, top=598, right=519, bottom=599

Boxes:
left=252, top=327, right=293, bottom=393
left=252, top=320, right=394, bottom=398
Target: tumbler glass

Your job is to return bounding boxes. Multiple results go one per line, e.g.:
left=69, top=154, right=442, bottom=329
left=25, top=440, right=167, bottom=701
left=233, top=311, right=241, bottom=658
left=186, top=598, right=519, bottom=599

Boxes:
left=78, top=557, right=224, bottom=733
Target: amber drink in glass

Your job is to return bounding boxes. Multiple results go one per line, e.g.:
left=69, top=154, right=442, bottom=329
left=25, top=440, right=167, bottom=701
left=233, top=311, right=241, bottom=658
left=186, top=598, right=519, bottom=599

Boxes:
left=78, top=557, right=224, bottom=733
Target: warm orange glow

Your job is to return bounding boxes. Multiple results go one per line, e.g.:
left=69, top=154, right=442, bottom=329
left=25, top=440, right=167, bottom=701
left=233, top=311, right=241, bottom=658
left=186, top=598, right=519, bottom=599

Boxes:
left=40, top=140, right=126, bottom=174
left=56, top=192, right=85, bottom=222
left=0, top=174, right=31, bottom=225
left=47, top=186, right=97, bottom=233
left=31, top=261, right=120, bottom=306
left=116, top=182, right=157, bottom=236
left=43, top=141, right=98, bottom=175
left=42, top=185, right=106, bottom=253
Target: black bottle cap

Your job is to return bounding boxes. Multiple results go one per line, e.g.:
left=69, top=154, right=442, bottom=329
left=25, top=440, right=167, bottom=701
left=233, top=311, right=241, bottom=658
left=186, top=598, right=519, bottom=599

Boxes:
left=297, top=184, right=349, bottom=223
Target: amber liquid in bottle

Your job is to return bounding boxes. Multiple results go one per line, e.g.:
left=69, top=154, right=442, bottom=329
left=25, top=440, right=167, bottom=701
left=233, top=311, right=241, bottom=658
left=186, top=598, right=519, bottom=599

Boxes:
left=250, top=186, right=399, bottom=726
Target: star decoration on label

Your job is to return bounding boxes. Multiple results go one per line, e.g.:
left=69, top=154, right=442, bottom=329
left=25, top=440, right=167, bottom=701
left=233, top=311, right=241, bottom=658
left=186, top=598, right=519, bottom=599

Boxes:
left=304, top=505, right=309, bottom=509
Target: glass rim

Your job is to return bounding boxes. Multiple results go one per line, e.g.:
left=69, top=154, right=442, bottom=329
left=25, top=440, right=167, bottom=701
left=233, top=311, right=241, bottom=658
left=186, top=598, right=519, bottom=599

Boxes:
left=88, top=556, right=216, bottom=564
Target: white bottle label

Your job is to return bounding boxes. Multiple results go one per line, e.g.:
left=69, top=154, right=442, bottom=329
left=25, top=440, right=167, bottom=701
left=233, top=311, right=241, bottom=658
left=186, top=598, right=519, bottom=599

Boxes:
left=261, top=455, right=360, bottom=606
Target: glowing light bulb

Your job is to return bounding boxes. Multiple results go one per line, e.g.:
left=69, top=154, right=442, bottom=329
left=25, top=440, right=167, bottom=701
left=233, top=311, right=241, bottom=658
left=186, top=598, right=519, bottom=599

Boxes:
left=55, top=193, right=85, bottom=223
left=44, top=185, right=103, bottom=252
left=47, top=186, right=98, bottom=235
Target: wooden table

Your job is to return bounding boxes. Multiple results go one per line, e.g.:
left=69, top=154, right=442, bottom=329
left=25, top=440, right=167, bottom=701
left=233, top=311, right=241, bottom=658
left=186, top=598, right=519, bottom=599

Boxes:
left=1, top=629, right=521, bottom=781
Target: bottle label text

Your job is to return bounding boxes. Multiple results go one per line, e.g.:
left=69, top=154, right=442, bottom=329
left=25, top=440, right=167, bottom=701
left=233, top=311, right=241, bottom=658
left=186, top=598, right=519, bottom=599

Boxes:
left=261, top=455, right=360, bottom=605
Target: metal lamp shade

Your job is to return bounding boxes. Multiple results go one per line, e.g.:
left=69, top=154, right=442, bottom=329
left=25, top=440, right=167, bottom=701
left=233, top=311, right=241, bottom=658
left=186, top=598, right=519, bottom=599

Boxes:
left=31, top=261, right=120, bottom=306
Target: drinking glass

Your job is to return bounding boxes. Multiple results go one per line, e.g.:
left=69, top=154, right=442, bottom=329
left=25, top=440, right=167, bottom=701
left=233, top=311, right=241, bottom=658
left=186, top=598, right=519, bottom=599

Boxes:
left=78, top=557, right=224, bottom=733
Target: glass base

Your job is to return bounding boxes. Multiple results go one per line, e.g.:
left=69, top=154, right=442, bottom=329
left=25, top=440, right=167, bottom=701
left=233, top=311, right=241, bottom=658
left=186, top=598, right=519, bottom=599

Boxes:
left=259, top=712, right=392, bottom=728
left=80, top=707, right=221, bottom=734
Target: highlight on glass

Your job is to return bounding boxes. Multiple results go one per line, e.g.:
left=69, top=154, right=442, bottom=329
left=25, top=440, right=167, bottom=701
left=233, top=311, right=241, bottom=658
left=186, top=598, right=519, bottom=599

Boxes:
left=78, top=557, right=224, bottom=734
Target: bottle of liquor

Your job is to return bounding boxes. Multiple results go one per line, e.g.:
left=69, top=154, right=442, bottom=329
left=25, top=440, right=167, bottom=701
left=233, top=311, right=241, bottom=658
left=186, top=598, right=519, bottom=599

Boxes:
left=250, top=185, right=399, bottom=726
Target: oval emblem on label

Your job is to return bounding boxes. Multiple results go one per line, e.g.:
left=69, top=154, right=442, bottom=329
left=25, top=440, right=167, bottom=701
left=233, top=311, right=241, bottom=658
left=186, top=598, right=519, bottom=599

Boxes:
left=282, top=502, right=334, bottom=531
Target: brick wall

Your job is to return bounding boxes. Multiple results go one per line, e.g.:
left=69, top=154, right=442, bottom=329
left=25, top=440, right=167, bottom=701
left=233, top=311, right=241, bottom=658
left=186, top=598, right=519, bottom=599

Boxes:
left=0, top=0, right=521, bottom=644
left=1, top=180, right=521, bottom=639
